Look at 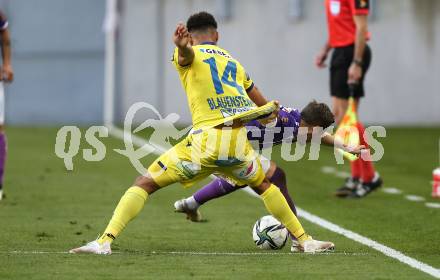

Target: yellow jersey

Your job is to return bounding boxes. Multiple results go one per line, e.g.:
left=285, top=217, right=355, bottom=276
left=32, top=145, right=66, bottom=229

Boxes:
left=172, top=43, right=257, bottom=129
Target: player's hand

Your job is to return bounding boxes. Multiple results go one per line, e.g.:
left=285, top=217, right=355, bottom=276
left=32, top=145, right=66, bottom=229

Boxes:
left=259, top=100, right=280, bottom=126
left=345, top=144, right=366, bottom=155
left=315, top=50, right=328, bottom=68
left=173, top=22, right=190, bottom=49
left=1, top=64, right=13, bottom=83
left=348, top=63, right=362, bottom=84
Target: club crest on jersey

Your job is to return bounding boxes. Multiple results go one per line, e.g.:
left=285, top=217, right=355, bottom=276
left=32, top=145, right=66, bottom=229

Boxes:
left=330, top=0, right=341, bottom=15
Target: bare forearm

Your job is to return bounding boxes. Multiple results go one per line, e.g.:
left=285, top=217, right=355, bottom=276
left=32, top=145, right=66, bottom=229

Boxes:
left=353, top=16, right=368, bottom=62
left=322, top=41, right=332, bottom=54
left=0, top=30, right=11, bottom=66
left=322, top=133, right=345, bottom=150
left=354, top=31, right=366, bottom=62
left=247, top=86, right=268, bottom=107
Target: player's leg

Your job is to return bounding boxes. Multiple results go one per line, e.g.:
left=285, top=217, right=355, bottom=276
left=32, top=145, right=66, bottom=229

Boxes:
left=269, top=162, right=297, bottom=216
left=69, top=137, right=208, bottom=254
left=333, top=96, right=363, bottom=197
left=69, top=164, right=170, bottom=254
left=263, top=161, right=304, bottom=252
left=351, top=46, right=382, bottom=197
left=186, top=153, right=277, bottom=208
left=0, top=125, right=6, bottom=201
left=174, top=160, right=267, bottom=219
left=174, top=177, right=239, bottom=221
left=0, top=84, right=6, bottom=201
left=342, top=46, right=382, bottom=197
left=247, top=171, right=334, bottom=253
left=220, top=132, right=333, bottom=253
left=348, top=122, right=383, bottom=197
left=330, top=49, right=363, bottom=195
left=175, top=158, right=298, bottom=221
left=69, top=174, right=162, bottom=254
left=330, top=46, right=381, bottom=197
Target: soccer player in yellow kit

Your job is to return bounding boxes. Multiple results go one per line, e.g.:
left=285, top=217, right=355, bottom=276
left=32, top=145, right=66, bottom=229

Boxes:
left=70, top=12, right=335, bottom=254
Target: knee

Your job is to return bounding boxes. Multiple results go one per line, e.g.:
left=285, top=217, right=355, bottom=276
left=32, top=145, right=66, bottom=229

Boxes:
left=251, top=177, right=272, bottom=195
left=270, top=167, right=287, bottom=191
left=133, top=174, right=160, bottom=195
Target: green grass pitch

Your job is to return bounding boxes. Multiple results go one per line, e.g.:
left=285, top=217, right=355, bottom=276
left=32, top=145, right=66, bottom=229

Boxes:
left=0, top=127, right=439, bottom=279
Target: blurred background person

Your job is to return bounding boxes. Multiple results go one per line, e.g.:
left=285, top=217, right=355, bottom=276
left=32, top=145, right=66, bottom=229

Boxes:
left=314, top=0, right=382, bottom=198
left=0, top=9, right=12, bottom=201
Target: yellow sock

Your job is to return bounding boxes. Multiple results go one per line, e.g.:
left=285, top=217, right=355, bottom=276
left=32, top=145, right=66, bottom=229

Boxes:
left=98, top=186, right=148, bottom=244
left=260, top=184, right=310, bottom=242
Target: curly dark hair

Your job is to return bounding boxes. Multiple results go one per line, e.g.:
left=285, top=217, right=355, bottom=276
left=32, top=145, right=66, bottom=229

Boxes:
left=300, top=101, right=335, bottom=129
left=186, top=11, right=218, bottom=32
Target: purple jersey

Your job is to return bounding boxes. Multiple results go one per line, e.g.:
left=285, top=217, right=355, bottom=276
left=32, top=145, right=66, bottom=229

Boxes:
left=246, top=106, right=301, bottom=150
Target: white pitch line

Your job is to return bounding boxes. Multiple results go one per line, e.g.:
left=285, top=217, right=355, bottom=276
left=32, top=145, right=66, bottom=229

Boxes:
left=108, top=126, right=440, bottom=279
left=320, top=165, right=351, bottom=179
left=297, top=209, right=440, bottom=279
left=405, top=195, right=426, bottom=202
left=425, top=202, right=440, bottom=209
left=382, top=187, right=403, bottom=195
left=321, top=166, right=336, bottom=174
left=322, top=165, right=438, bottom=212
left=1, top=250, right=368, bottom=256
left=335, top=171, right=351, bottom=178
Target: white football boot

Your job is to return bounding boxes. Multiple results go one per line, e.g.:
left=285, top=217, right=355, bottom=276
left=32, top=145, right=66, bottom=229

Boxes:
left=299, top=237, right=335, bottom=253
left=69, top=240, right=112, bottom=255
left=174, top=198, right=202, bottom=222
left=290, top=239, right=301, bottom=252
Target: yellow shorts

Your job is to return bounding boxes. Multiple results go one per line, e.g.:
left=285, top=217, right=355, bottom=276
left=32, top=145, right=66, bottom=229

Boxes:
left=147, top=126, right=265, bottom=188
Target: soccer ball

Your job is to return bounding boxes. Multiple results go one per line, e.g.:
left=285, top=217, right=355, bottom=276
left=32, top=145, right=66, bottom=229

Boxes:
left=252, top=215, right=288, bottom=250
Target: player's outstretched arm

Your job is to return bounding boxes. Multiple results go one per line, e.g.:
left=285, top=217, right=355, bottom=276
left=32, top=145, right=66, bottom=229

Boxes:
left=246, top=86, right=281, bottom=126
left=173, top=22, right=194, bottom=67
left=258, top=100, right=280, bottom=126
left=321, top=132, right=365, bottom=155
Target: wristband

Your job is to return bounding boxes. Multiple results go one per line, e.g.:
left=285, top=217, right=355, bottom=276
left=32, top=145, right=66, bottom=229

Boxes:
left=352, top=59, right=363, bottom=67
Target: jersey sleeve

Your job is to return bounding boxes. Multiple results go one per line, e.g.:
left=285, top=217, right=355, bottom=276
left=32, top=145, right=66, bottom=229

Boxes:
left=0, top=10, right=8, bottom=30
left=350, top=0, right=370, bottom=15
left=243, top=70, right=254, bottom=93
left=171, top=47, right=191, bottom=73
left=278, top=107, right=300, bottom=128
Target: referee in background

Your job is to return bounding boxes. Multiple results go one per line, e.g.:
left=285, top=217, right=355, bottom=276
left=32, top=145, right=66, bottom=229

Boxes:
left=315, top=0, right=382, bottom=198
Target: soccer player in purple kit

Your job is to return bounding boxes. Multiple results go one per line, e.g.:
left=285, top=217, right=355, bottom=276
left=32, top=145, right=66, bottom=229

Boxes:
left=0, top=10, right=13, bottom=201
left=175, top=101, right=361, bottom=252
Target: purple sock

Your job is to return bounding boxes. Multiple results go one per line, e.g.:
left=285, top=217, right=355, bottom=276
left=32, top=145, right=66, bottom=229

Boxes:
left=0, top=133, right=6, bottom=187
left=193, top=178, right=237, bottom=205
left=270, top=167, right=297, bottom=216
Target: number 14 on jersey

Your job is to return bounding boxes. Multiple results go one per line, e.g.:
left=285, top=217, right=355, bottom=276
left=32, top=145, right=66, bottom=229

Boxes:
left=203, top=57, right=244, bottom=95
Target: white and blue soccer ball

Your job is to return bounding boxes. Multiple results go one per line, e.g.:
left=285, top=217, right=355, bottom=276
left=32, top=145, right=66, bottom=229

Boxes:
left=252, top=215, right=288, bottom=250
